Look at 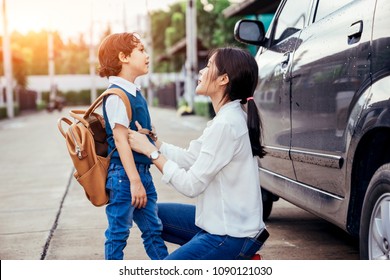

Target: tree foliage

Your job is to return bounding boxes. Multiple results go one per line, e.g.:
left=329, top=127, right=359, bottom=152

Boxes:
left=0, top=30, right=90, bottom=89
left=0, top=0, right=242, bottom=87
left=197, top=0, right=240, bottom=48
left=151, top=0, right=241, bottom=72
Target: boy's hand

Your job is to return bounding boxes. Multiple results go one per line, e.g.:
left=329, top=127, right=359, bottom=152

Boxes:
left=130, top=178, right=147, bottom=208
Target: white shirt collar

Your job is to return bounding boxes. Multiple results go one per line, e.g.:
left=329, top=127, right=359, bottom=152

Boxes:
left=218, top=100, right=241, bottom=115
left=108, top=76, right=140, bottom=97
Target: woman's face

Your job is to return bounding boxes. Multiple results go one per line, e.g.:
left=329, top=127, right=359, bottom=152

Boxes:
left=196, top=53, right=219, bottom=97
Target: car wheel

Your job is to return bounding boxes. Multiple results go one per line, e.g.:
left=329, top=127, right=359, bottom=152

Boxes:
left=360, top=163, right=390, bottom=260
left=263, top=199, right=273, bottom=221
left=261, top=188, right=274, bottom=220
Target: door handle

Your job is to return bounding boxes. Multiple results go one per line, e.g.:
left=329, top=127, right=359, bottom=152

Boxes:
left=281, top=52, right=290, bottom=69
left=280, top=52, right=291, bottom=81
left=348, top=20, right=363, bottom=44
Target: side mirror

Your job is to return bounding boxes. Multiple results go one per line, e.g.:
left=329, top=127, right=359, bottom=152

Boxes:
left=234, top=19, right=266, bottom=46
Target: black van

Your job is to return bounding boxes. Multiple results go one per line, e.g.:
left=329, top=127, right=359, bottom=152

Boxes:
left=235, top=0, right=390, bottom=260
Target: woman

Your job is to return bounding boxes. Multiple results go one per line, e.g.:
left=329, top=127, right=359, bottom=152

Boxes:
left=129, top=47, right=268, bottom=260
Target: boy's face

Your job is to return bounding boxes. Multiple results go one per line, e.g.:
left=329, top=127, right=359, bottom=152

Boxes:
left=127, top=43, right=149, bottom=78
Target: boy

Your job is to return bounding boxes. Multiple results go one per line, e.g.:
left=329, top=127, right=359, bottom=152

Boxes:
left=97, top=32, right=168, bottom=260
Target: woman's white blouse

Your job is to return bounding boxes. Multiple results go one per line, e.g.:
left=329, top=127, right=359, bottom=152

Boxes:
left=160, top=100, right=265, bottom=238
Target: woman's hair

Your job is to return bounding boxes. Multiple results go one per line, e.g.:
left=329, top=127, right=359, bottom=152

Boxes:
left=97, top=32, right=141, bottom=77
left=211, top=47, right=266, bottom=158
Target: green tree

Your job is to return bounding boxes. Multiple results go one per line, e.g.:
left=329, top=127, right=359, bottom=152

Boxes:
left=57, top=34, right=89, bottom=74
left=197, top=0, right=240, bottom=48
left=9, top=30, right=65, bottom=75
left=150, top=0, right=240, bottom=72
left=0, top=32, right=34, bottom=88
left=151, top=2, right=186, bottom=72
left=165, top=12, right=184, bottom=48
left=6, top=30, right=91, bottom=76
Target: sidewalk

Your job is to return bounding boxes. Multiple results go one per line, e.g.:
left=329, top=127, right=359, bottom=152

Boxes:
left=0, top=106, right=207, bottom=260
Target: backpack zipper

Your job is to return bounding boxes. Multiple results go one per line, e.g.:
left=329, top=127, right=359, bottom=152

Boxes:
left=69, top=126, right=83, bottom=159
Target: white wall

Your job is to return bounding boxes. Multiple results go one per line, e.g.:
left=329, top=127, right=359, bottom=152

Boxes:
left=22, top=73, right=180, bottom=92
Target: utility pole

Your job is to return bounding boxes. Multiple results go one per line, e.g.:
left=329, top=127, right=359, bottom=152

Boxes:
left=2, top=0, right=14, bottom=118
left=89, top=0, right=97, bottom=102
left=48, top=31, right=56, bottom=104
left=89, top=25, right=97, bottom=103
left=185, top=0, right=197, bottom=109
left=123, top=0, right=127, bottom=31
left=89, top=26, right=97, bottom=103
left=145, top=0, right=154, bottom=106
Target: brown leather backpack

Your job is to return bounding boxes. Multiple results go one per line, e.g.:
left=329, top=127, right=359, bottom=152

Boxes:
left=57, top=88, right=132, bottom=206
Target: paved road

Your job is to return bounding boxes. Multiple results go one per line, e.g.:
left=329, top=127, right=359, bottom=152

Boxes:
left=0, top=106, right=359, bottom=260
left=261, top=199, right=359, bottom=260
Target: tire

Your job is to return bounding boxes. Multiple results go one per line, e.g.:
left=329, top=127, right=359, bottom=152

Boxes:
left=360, top=163, right=390, bottom=260
left=261, top=188, right=276, bottom=220
left=263, top=199, right=273, bottom=221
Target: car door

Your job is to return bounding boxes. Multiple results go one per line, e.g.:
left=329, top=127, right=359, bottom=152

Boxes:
left=256, top=0, right=312, bottom=180
left=289, top=0, right=374, bottom=196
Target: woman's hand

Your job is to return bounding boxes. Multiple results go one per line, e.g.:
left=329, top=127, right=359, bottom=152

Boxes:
left=128, top=121, right=156, bottom=156
left=130, top=121, right=167, bottom=174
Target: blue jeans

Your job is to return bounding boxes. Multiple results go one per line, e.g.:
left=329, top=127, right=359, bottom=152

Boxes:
left=105, top=163, right=168, bottom=260
left=158, top=203, right=265, bottom=260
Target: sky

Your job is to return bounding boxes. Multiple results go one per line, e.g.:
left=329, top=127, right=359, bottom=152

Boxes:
left=2, top=0, right=182, bottom=42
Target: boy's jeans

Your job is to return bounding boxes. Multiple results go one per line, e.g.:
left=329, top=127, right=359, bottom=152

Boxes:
left=105, top=163, right=168, bottom=260
left=158, top=203, right=265, bottom=260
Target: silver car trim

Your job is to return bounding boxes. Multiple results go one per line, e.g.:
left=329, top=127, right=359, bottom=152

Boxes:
left=260, top=167, right=344, bottom=200
left=264, top=145, right=343, bottom=169
left=290, top=149, right=343, bottom=169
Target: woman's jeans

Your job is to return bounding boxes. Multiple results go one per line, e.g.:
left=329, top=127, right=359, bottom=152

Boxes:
left=158, top=203, right=265, bottom=260
left=105, top=163, right=168, bottom=260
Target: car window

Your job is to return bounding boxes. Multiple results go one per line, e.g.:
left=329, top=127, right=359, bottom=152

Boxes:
left=272, top=0, right=311, bottom=44
left=314, top=0, right=354, bottom=22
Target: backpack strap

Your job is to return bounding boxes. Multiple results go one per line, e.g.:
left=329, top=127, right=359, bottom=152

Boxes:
left=57, top=117, right=73, bottom=138
left=85, top=88, right=132, bottom=122
left=69, top=88, right=132, bottom=128
left=95, top=88, right=153, bottom=137
left=69, top=87, right=154, bottom=137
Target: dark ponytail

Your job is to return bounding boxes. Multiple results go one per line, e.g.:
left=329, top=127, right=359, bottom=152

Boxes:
left=213, top=47, right=266, bottom=158
left=246, top=98, right=266, bottom=158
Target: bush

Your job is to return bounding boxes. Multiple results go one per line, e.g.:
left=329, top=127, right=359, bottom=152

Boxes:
left=36, top=101, right=47, bottom=111
left=194, top=101, right=215, bottom=118
left=0, top=107, right=6, bottom=119
left=0, top=104, right=20, bottom=120
left=62, top=88, right=107, bottom=105
left=64, top=90, right=90, bottom=105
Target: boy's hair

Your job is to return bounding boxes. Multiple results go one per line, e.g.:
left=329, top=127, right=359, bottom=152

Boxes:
left=97, top=32, right=141, bottom=77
